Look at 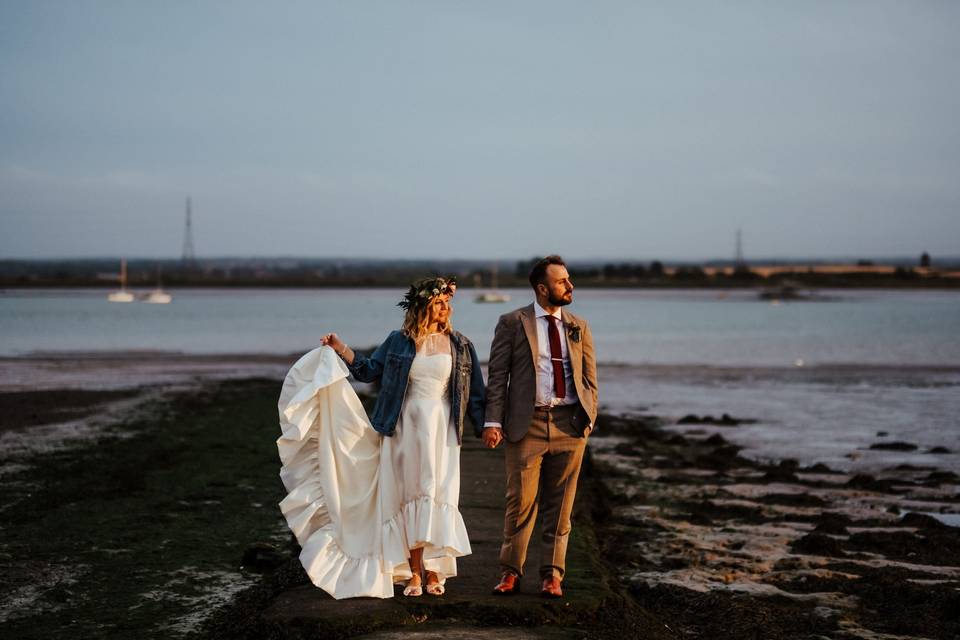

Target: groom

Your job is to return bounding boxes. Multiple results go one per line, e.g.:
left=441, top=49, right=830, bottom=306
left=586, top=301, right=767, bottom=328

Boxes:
left=482, top=255, right=599, bottom=598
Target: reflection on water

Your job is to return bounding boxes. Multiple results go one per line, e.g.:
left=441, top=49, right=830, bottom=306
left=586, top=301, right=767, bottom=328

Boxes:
left=2, top=288, right=959, bottom=366
left=601, top=363, right=960, bottom=474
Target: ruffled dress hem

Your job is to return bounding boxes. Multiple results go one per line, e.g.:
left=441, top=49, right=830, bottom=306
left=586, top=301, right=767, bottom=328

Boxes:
left=277, top=347, right=394, bottom=599
left=381, top=495, right=472, bottom=584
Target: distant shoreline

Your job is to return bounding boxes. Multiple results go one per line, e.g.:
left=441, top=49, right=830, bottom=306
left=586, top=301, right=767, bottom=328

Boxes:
left=2, top=256, right=959, bottom=289
left=2, top=279, right=960, bottom=290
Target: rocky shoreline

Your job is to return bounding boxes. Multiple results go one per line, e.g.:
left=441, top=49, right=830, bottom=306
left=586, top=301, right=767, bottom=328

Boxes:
left=589, top=413, right=960, bottom=639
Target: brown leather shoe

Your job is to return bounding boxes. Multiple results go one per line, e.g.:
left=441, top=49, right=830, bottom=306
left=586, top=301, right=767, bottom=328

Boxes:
left=541, top=576, right=563, bottom=598
left=492, top=572, right=519, bottom=595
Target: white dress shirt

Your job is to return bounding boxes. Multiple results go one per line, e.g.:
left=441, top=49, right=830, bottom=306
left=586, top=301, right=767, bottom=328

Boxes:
left=532, top=301, right=579, bottom=409
left=484, top=301, right=579, bottom=430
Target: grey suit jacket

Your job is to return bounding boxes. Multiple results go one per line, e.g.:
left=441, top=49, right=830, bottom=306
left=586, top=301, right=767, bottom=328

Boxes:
left=485, top=304, right=599, bottom=442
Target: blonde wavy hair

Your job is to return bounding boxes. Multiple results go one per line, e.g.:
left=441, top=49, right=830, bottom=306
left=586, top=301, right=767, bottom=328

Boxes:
left=398, top=276, right=455, bottom=342
left=401, top=296, right=452, bottom=343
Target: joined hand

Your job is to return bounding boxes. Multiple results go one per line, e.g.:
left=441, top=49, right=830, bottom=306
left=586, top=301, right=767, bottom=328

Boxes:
left=482, top=427, right=504, bottom=449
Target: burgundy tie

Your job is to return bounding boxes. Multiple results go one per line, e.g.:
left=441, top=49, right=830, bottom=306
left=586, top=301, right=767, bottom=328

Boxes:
left=546, top=315, right=566, bottom=399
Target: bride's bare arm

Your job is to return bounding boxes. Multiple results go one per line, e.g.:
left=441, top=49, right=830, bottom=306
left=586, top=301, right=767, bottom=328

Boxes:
left=321, top=333, right=355, bottom=364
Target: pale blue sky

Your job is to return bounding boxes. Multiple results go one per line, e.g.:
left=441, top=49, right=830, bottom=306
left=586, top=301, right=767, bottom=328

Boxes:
left=2, top=1, right=958, bottom=260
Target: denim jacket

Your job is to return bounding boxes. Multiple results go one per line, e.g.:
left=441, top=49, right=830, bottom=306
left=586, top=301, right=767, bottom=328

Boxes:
left=346, top=330, right=486, bottom=443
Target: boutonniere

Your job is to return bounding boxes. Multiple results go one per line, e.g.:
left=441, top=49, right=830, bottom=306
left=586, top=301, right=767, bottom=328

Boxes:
left=566, top=323, right=581, bottom=343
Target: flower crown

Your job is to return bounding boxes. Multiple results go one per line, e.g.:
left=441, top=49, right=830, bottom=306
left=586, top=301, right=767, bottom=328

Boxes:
left=398, top=276, right=457, bottom=312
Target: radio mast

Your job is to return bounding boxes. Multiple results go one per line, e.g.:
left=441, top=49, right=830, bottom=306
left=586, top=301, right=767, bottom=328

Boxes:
left=181, top=196, right=196, bottom=265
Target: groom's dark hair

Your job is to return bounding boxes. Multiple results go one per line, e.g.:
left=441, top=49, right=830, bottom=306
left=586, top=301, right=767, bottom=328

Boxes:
left=528, top=255, right=566, bottom=290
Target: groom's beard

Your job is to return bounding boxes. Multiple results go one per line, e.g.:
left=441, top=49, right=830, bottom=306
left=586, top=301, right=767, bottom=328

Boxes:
left=548, top=292, right=572, bottom=307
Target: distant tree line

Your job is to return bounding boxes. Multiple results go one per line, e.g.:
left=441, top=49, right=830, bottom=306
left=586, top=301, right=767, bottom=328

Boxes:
left=0, top=254, right=955, bottom=289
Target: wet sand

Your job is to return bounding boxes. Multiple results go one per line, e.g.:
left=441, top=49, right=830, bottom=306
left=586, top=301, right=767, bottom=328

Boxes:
left=0, top=350, right=299, bottom=392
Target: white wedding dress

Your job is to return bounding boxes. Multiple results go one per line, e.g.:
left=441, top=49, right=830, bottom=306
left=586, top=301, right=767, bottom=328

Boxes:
left=276, top=335, right=470, bottom=599
left=379, top=334, right=471, bottom=585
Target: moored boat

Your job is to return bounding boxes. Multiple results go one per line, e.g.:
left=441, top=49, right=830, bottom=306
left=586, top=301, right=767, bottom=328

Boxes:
left=108, top=258, right=135, bottom=302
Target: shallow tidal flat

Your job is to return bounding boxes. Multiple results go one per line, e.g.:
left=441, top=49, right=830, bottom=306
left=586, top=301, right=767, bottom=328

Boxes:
left=589, top=413, right=960, bottom=640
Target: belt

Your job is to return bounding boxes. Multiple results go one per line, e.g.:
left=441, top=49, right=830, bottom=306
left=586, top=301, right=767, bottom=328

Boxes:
left=534, top=403, right=576, bottom=412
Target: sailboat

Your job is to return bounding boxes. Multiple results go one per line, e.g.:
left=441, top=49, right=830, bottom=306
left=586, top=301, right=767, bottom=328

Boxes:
left=475, top=263, right=511, bottom=303
left=143, top=265, right=172, bottom=304
left=107, top=258, right=135, bottom=302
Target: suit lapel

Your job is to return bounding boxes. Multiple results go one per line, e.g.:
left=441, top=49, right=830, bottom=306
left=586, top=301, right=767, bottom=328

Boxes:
left=519, top=304, right=539, bottom=371
left=561, top=309, right=583, bottom=388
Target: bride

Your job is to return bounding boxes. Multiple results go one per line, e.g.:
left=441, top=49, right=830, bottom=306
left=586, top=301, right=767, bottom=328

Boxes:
left=276, top=276, right=485, bottom=599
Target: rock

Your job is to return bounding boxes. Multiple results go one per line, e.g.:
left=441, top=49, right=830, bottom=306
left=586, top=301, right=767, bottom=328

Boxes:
left=682, top=499, right=766, bottom=524
left=714, top=445, right=743, bottom=458
left=869, top=441, right=918, bottom=451
left=900, top=512, right=947, bottom=530
left=759, top=492, right=827, bottom=508
left=614, top=442, right=642, bottom=457
left=847, top=530, right=926, bottom=560
left=764, top=466, right=800, bottom=483
left=849, top=572, right=960, bottom=638
left=694, top=453, right=736, bottom=471
left=679, top=413, right=747, bottom=426
left=928, top=446, right=952, bottom=454
left=814, top=513, right=851, bottom=535
left=846, top=474, right=898, bottom=492
left=242, top=542, right=287, bottom=573
left=705, top=433, right=728, bottom=446
left=925, top=471, right=959, bottom=485
left=791, top=533, right=845, bottom=557
left=804, top=462, right=837, bottom=474
left=876, top=431, right=889, bottom=437
left=660, top=556, right=692, bottom=569
left=686, top=512, right=714, bottom=526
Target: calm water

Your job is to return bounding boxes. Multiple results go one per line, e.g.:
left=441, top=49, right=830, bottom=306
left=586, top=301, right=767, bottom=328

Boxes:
left=2, top=287, right=959, bottom=471
left=2, top=287, right=959, bottom=365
